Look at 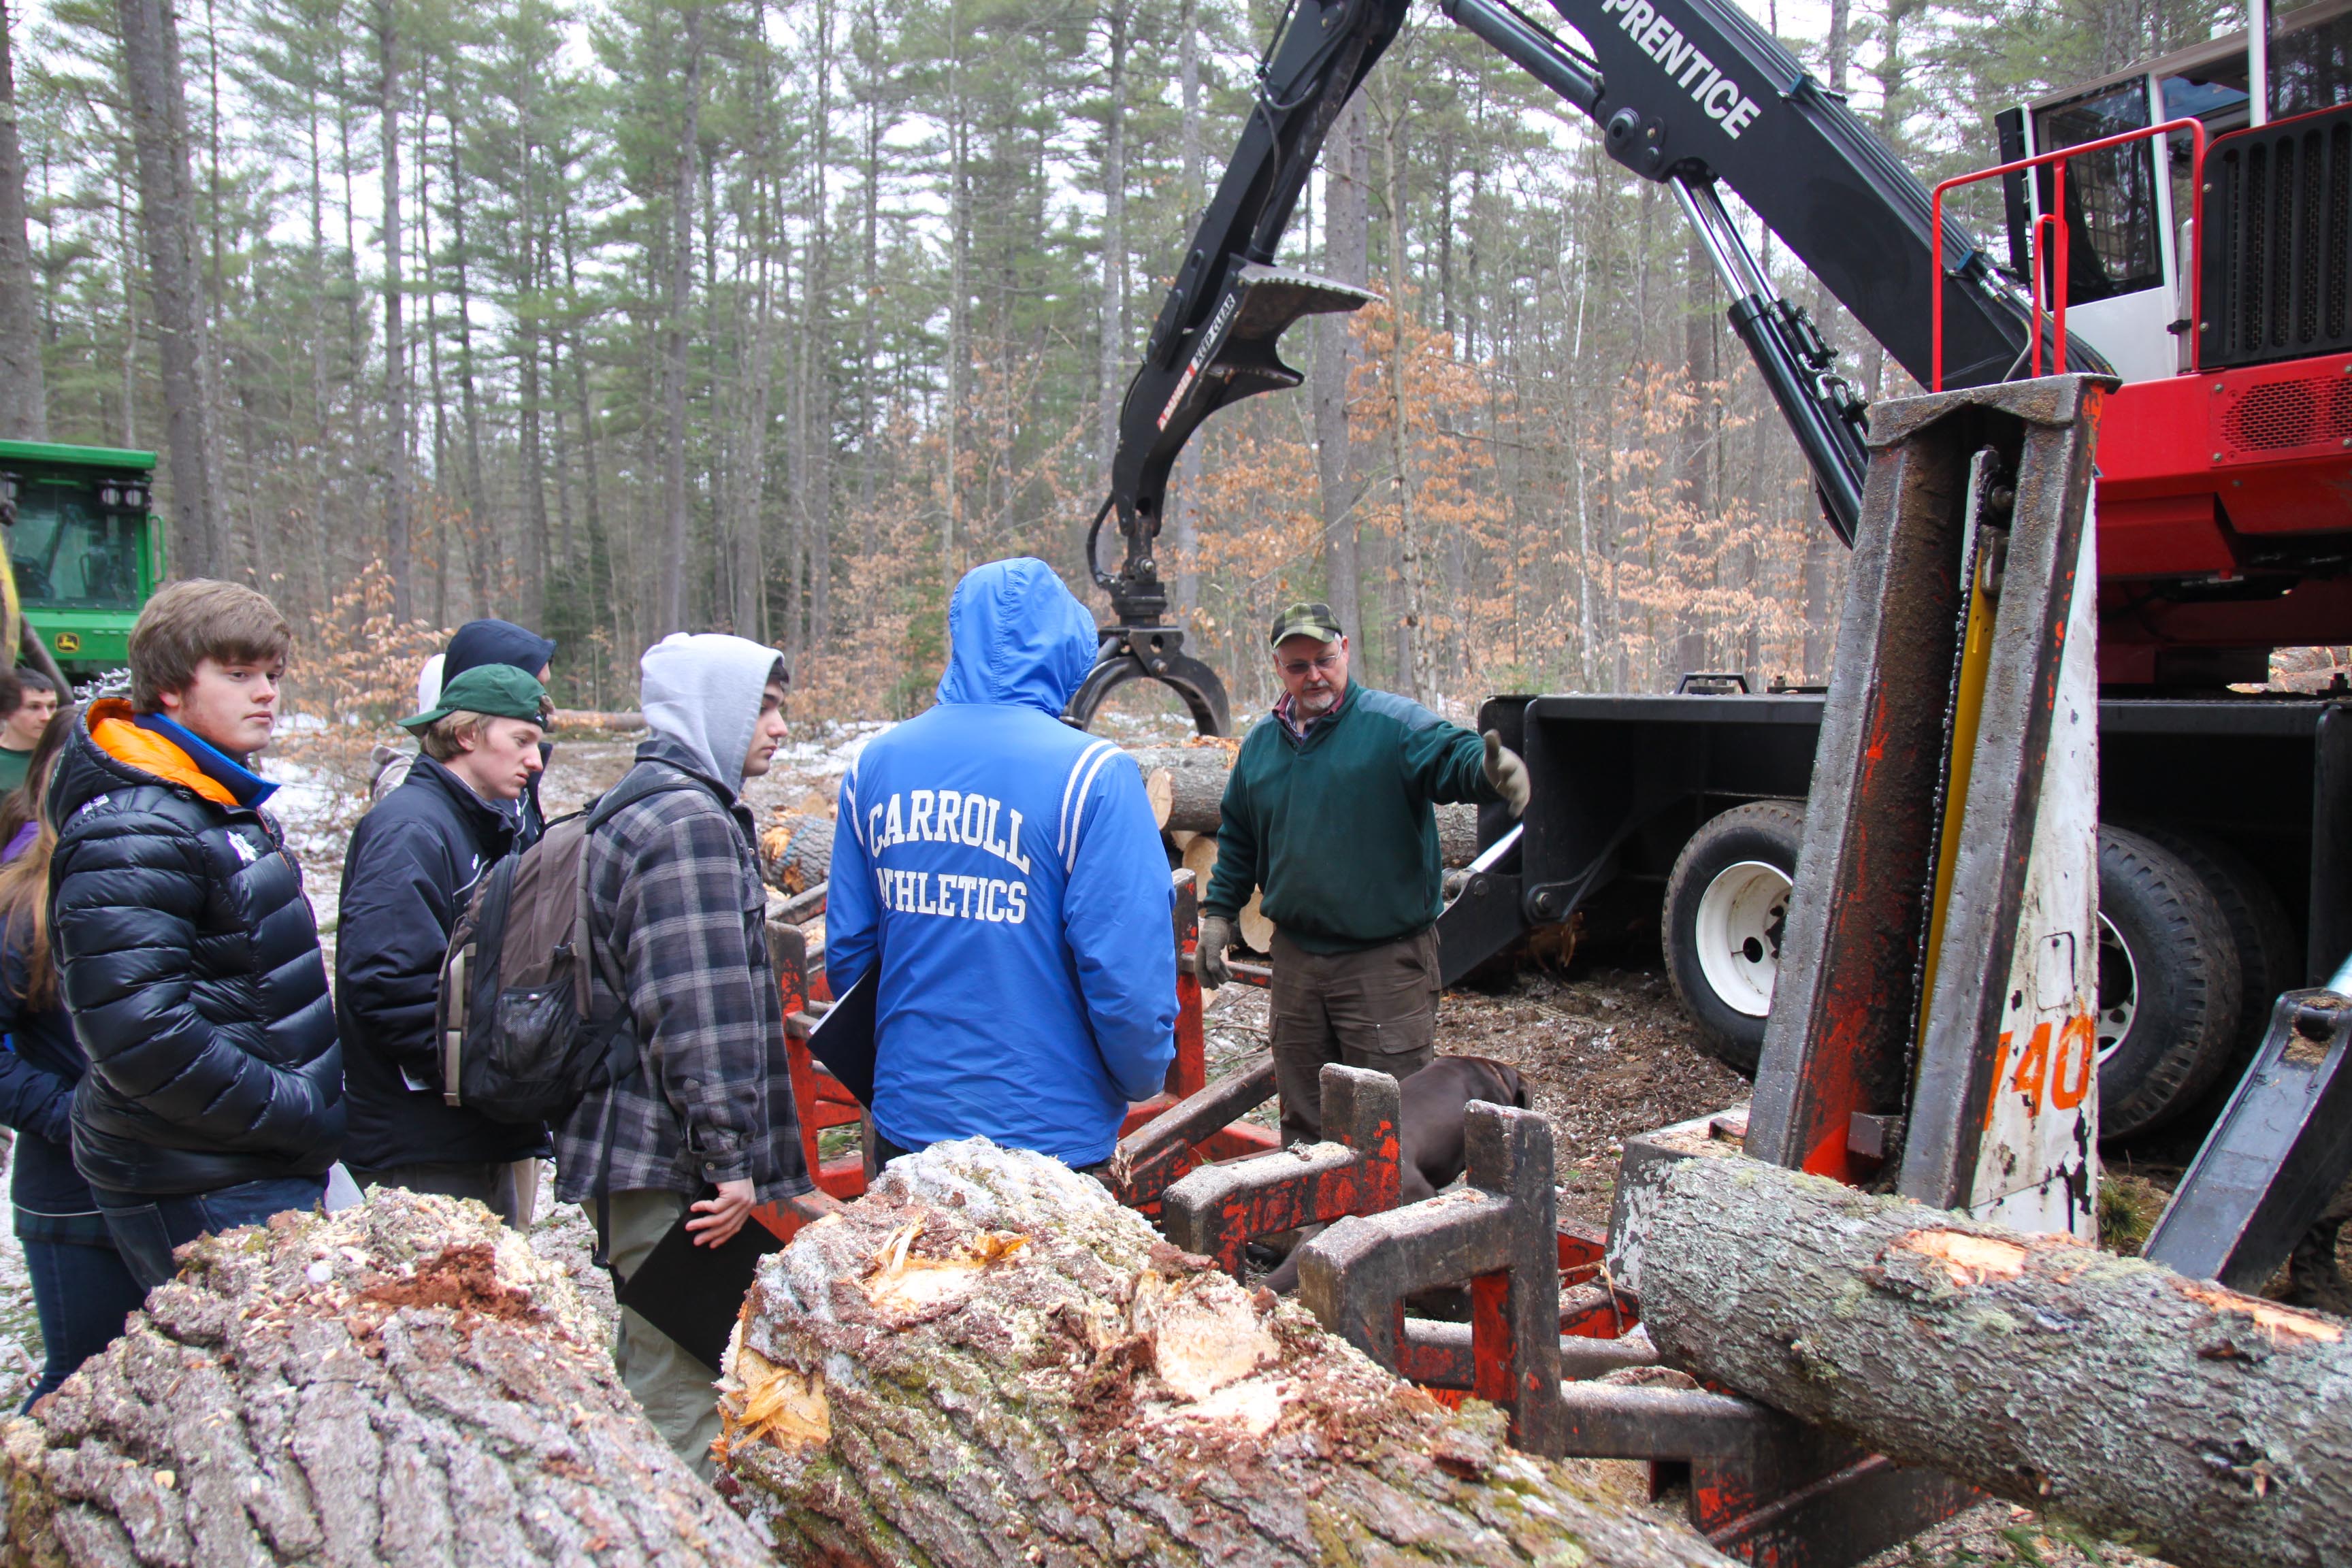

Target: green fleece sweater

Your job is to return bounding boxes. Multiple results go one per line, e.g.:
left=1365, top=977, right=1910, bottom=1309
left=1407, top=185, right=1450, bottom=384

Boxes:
left=1203, top=685, right=1498, bottom=954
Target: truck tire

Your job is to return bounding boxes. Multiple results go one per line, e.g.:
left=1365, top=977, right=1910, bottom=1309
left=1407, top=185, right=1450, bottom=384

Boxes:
left=2096, top=826, right=2244, bottom=1140
left=2140, top=827, right=2298, bottom=1084
left=1663, top=800, right=1805, bottom=1075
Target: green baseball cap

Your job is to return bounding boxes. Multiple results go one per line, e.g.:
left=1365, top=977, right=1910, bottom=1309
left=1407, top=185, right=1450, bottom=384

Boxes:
left=399, top=663, right=551, bottom=732
left=1269, top=601, right=1344, bottom=648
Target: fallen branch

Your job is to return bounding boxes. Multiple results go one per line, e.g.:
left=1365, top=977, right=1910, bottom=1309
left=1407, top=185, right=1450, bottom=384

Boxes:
left=715, top=1138, right=1735, bottom=1568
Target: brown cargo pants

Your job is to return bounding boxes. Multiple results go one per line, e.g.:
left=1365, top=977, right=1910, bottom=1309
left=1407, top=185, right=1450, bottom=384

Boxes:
left=1269, top=927, right=1439, bottom=1145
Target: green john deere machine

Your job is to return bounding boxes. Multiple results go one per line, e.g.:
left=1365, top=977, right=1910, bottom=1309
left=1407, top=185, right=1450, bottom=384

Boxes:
left=0, top=440, right=165, bottom=688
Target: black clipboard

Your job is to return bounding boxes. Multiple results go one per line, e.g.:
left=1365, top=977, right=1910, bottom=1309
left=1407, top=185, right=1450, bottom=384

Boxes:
left=615, top=1200, right=786, bottom=1371
left=806, top=970, right=877, bottom=1107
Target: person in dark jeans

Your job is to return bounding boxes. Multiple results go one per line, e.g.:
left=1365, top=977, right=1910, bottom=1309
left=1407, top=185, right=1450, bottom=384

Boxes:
left=340, top=664, right=553, bottom=1226
left=0, top=703, right=143, bottom=1405
left=48, top=581, right=342, bottom=1290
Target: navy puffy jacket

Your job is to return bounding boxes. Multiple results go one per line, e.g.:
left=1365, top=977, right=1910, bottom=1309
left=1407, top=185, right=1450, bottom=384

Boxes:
left=826, top=558, right=1176, bottom=1166
left=338, top=754, right=544, bottom=1170
left=46, top=701, right=342, bottom=1196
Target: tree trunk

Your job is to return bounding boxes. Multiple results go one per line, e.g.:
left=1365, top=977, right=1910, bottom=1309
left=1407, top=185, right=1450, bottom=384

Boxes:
left=0, top=1191, right=768, bottom=1567
left=378, top=0, right=412, bottom=622
left=1315, top=97, right=1367, bottom=656
left=660, top=4, right=704, bottom=636
left=1636, top=1155, right=2352, bottom=1568
left=1171, top=0, right=1202, bottom=619
left=1096, top=0, right=1127, bottom=480
left=0, top=1, right=48, bottom=442
left=116, top=0, right=223, bottom=578
left=716, top=1142, right=1734, bottom=1568
left=1380, top=92, right=1429, bottom=706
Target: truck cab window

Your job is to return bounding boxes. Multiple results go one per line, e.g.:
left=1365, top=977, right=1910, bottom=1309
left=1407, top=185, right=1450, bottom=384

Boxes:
left=2272, top=0, right=2352, bottom=119
left=2162, top=59, right=2250, bottom=262
left=7, top=481, right=144, bottom=610
left=2034, top=82, right=2165, bottom=304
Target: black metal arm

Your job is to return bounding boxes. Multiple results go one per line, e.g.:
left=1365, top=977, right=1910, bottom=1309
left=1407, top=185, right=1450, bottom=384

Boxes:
left=1079, top=0, right=2095, bottom=732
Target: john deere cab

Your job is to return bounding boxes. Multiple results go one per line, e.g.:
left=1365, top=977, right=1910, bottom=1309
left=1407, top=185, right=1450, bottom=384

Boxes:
left=0, top=440, right=165, bottom=680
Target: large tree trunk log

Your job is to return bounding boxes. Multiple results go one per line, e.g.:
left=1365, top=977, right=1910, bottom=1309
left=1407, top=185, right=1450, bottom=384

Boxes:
left=1637, top=1155, right=2352, bottom=1568
left=714, top=1139, right=1732, bottom=1568
left=0, top=1191, right=767, bottom=1568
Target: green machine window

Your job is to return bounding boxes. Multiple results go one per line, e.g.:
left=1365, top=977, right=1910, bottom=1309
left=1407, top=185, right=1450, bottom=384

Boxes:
left=7, top=479, right=144, bottom=610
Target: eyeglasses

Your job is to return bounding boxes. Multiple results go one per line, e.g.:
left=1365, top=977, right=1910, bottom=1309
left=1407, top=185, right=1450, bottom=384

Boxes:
left=1278, top=652, right=1345, bottom=678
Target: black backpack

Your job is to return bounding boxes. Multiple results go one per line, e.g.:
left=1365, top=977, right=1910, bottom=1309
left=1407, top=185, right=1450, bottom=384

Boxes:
left=436, top=768, right=696, bottom=1124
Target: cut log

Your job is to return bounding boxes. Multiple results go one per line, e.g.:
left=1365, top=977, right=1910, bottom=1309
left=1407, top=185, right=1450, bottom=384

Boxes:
left=1145, top=766, right=1175, bottom=828
left=1129, top=745, right=1236, bottom=834
left=0, top=1190, right=768, bottom=1568
left=714, top=1139, right=1735, bottom=1568
left=1179, top=834, right=1274, bottom=960
left=1635, top=1154, right=2352, bottom=1568
left=760, top=811, right=834, bottom=894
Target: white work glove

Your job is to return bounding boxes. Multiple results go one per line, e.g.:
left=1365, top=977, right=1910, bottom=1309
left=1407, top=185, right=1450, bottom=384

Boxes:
left=1196, top=913, right=1237, bottom=989
left=1483, top=730, right=1531, bottom=818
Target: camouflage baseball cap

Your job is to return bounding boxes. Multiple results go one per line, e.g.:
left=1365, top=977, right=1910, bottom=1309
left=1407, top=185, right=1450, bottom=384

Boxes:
left=1268, top=601, right=1343, bottom=647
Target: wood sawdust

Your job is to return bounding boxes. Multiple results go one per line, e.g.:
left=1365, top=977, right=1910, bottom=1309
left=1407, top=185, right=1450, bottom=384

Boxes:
left=1130, top=1267, right=1280, bottom=1401
left=717, top=1343, right=830, bottom=1456
left=857, top=1218, right=1029, bottom=1317
left=1900, top=1230, right=2031, bottom=1286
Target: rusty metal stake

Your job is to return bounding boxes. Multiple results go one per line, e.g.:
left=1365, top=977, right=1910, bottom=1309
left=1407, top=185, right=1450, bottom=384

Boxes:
left=1161, top=1064, right=1401, bottom=1273
left=1296, top=1102, right=1565, bottom=1456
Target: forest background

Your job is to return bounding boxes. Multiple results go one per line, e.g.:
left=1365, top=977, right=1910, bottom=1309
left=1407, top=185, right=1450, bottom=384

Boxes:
left=0, top=0, right=2244, bottom=727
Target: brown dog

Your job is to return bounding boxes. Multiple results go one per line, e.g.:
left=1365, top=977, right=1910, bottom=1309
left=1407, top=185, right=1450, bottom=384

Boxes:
left=1260, top=1054, right=1531, bottom=1294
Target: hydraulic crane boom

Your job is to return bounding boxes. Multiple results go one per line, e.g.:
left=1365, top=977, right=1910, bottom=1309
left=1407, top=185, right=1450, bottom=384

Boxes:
left=1073, top=0, right=2091, bottom=730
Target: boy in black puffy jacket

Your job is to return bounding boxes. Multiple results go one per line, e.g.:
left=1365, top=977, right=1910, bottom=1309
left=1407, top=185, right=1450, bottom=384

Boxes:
left=47, top=580, right=342, bottom=1290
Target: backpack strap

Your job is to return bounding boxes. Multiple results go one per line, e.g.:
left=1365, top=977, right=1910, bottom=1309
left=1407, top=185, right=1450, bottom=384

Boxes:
left=576, top=764, right=716, bottom=1277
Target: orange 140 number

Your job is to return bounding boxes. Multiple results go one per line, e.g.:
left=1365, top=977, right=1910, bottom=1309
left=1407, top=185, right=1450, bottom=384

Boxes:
left=1981, top=1014, right=2097, bottom=1130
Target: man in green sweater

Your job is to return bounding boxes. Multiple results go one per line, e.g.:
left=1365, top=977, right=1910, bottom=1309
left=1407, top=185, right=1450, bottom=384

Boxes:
left=1199, top=602, right=1529, bottom=1144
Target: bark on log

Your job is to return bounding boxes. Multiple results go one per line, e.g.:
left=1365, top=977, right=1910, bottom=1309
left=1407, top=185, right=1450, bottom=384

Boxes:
left=0, top=1190, right=768, bottom=1568
left=760, top=811, right=834, bottom=894
left=1637, top=1155, right=2352, bottom=1568
left=713, top=1139, right=1733, bottom=1568
left=1434, top=803, right=1479, bottom=868
left=1130, top=746, right=1236, bottom=835
left=1136, top=748, right=1479, bottom=866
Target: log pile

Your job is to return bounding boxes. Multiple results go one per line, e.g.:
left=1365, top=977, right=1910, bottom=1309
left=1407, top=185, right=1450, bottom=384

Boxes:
left=759, top=811, right=834, bottom=894
left=714, top=1139, right=1735, bottom=1568
left=1132, top=745, right=1481, bottom=865
left=0, top=1191, right=769, bottom=1568
left=1636, top=1155, right=2352, bottom=1568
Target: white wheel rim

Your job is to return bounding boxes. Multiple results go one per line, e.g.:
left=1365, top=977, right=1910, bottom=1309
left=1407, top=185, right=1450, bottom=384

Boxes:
left=1694, top=860, right=1793, bottom=1018
left=2095, top=911, right=2138, bottom=1064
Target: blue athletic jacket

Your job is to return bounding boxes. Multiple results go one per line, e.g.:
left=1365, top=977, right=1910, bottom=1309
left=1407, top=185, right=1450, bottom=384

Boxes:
left=827, top=558, right=1176, bottom=1166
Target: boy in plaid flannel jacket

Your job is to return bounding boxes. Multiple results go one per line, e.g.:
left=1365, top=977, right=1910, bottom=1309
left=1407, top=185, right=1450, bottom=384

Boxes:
left=554, top=632, right=813, bottom=1474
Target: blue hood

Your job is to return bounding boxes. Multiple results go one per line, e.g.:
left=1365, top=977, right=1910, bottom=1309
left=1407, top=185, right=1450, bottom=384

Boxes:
left=935, top=558, right=1099, bottom=715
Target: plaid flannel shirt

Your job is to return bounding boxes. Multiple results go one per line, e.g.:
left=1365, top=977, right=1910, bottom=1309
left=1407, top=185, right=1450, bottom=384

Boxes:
left=553, top=740, right=811, bottom=1205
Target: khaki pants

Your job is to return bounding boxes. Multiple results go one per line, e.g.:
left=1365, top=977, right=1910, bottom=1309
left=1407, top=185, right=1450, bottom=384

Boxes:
left=602, top=1189, right=723, bottom=1480
left=1269, top=928, right=1440, bottom=1145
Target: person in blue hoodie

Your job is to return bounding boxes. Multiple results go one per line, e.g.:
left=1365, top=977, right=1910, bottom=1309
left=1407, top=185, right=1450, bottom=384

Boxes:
left=826, top=557, right=1175, bottom=1171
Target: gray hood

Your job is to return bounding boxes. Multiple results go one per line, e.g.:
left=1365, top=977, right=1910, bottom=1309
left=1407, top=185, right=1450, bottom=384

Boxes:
left=638, top=633, right=787, bottom=790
